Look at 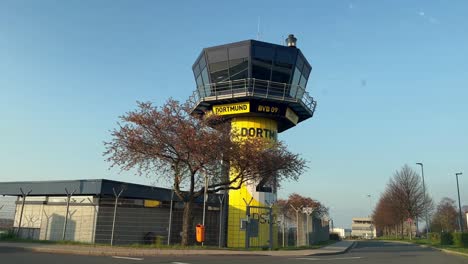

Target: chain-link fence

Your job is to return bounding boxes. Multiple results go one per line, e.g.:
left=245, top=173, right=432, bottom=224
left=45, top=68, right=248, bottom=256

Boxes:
left=276, top=212, right=330, bottom=247
left=0, top=196, right=15, bottom=235
left=2, top=193, right=225, bottom=246
left=1, top=191, right=329, bottom=248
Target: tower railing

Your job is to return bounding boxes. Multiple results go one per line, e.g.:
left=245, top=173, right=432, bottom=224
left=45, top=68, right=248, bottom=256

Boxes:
left=188, top=78, right=317, bottom=114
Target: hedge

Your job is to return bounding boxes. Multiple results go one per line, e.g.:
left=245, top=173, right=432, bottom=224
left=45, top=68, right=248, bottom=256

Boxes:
left=452, top=232, right=468, bottom=248
left=440, top=232, right=453, bottom=245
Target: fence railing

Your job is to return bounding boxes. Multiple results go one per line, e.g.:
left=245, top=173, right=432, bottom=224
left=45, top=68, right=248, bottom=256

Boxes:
left=1, top=193, right=329, bottom=248
left=188, top=78, right=317, bottom=113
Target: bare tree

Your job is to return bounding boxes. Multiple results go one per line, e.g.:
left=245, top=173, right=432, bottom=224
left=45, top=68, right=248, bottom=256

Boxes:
left=373, top=190, right=405, bottom=237
left=388, top=165, right=433, bottom=222
left=431, top=197, right=458, bottom=232
left=373, top=164, right=433, bottom=238
left=104, top=99, right=306, bottom=245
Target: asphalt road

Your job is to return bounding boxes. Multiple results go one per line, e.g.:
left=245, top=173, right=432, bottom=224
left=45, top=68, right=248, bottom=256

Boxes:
left=1, top=241, right=467, bottom=264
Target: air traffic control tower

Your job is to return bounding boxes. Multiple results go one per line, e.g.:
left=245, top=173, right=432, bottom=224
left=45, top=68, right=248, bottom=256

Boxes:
left=189, top=35, right=317, bottom=248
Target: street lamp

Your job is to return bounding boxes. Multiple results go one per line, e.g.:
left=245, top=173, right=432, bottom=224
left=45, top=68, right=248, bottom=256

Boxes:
left=456, top=172, right=463, bottom=232
left=416, top=162, right=430, bottom=236
left=367, top=194, right=372, bottom=216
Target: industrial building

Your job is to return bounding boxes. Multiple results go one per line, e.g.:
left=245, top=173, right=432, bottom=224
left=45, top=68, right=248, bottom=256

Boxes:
left=351, top=217, right=376, bottom=238
left=0, top=179, right=222, bottom=245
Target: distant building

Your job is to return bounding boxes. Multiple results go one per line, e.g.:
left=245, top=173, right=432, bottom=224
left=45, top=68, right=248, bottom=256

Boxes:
left=330, top=227, right=351, bottom=239
left=466, top=212, right=468, bottom=229
left=351, top=217, right=376, bottom=238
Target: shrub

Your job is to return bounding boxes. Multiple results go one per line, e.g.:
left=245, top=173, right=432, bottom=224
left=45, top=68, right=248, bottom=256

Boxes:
left=329, top=233, right=341, bottom=241
left=452, top=232, right=468, bottom=248
left=440, top=232, right=453, bottom=245
left=0, top=229, right=16, bottom=240
left=429, top=232, right=440, bottom=244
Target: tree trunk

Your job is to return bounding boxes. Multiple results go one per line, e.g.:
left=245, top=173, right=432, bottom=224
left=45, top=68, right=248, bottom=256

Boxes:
left=400, top=222, right=404, bottom=239
left=181, top=200, right=194, bottom=246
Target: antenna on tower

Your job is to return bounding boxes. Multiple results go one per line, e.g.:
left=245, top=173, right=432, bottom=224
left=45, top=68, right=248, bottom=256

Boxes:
left=257, top=17, right=261, bottom=40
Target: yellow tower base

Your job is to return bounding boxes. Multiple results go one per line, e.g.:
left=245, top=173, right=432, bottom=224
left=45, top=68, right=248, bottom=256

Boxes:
left=227, top=116, right=278, bottom=248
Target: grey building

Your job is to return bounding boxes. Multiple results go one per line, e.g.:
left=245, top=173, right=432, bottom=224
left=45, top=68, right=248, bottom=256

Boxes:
left=0, top=179, right=223, bottom=245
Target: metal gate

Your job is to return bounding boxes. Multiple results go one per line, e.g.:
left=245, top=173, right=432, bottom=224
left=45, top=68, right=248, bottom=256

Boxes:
left=245, top=205, right=273, bottom=249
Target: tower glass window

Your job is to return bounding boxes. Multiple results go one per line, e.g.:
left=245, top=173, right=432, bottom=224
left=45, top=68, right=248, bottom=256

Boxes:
left=193, top=39, right=313, bottom=100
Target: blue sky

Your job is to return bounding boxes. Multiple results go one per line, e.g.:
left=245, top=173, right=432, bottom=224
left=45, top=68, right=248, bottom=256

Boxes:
left=1, top=0, right=467, bottom=228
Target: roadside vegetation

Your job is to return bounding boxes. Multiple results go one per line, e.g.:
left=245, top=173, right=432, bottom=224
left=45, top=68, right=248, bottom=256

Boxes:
left=376, top=234, right=468, bottom=255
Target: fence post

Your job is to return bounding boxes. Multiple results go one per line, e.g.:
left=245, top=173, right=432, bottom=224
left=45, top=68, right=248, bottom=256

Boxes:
left=281, top=214, right=285, bottom=247
left=17, top=188, right=32, bottom=237
left=243, top=197, right=253, bottom=249
left=167, top=189, right=174, bottom=245
left=290, top=204, right=302, bottom=247
left=86, top=197, right=98, bottom=244
left=269, top=207, right=273, bottom=250
left=218, top=193, right=225, bottom=248
left=111, top=187, right=125, bottom=246
left=202, top=174, right=209, bottom=247
left=302, top=207, right=313, bottom=246
left=62, top=188, right=76, bottom=240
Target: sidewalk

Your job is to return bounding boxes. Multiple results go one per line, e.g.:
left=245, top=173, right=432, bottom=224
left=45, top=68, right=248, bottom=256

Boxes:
left=0, top=240, right=355, bottom=257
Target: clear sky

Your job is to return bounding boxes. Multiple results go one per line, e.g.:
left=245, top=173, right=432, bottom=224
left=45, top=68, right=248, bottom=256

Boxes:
left=1, top=0, right=467, bottom=228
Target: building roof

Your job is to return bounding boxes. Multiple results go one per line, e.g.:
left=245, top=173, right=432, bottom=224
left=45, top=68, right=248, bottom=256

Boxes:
left=0, top=179, right=220, bottom=204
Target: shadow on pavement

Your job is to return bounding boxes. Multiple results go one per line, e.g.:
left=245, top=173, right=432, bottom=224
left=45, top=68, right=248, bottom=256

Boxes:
left=0, top=246, right=30, bottom=254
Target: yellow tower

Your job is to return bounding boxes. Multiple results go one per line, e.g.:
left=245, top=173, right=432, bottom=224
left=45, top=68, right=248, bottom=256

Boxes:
left=190, top=35, right=316, bottom=248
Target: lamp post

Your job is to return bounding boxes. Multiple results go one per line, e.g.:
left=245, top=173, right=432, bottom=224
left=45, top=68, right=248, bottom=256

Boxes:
left=367, top=194, right=373, bottom=216
left=416, top=162, right=430, bottom=236
left=202, top=173, right=208, bottom=246
left=456, top=172, right=463, bottom=232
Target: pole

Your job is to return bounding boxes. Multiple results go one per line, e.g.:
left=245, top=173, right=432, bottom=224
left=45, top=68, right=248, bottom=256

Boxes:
left=269, top=206, right=273, bottom=250
left=456, top=172, right=463, bottom=232
left=296, top=210, right=299, bottom=246
left=167, top=189, right=174, bottom=245
left=306, top=213, right=309, bottom=246
left=202, top=174, right=208, bottom=246
left=218, top=194, right=225, bottom=248
left=17, top=188, right=31, bottom=237
left=111, top=187, right=124, bottom=246
left=243, top=197, right=253, bottom=249
left=282, top=214, right=285, bottom=247
left=367, top=194, right=372, bottom=217
left=62, top=188, right=76, bottom=240
left=417, top=163, right=430, bottom=236
left=302, top=207, right=313, bottom=246
left=290, top=205, right=301, bottom=247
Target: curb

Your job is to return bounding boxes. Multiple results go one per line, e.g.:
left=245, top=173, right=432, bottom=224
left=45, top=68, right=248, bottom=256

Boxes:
left=309, top=241, right=356, bottom=256
left=4, top=245, right=267, bottom=257
left=0, top=241, right=355, bottom=257
left=440, top=249, right=468, bottom=258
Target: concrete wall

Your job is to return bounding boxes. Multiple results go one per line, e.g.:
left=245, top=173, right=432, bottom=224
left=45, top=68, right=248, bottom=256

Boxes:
left=295, top=214, right=329, bottom=246
left=13, top=197, right=98, bottom=243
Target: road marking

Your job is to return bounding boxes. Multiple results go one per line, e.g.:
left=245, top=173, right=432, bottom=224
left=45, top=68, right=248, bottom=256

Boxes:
left=294, top=256, right=362, bottom=261
left=171, top=262, right=191, bottom=264
left=111, top=256, right=144, bottom=261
